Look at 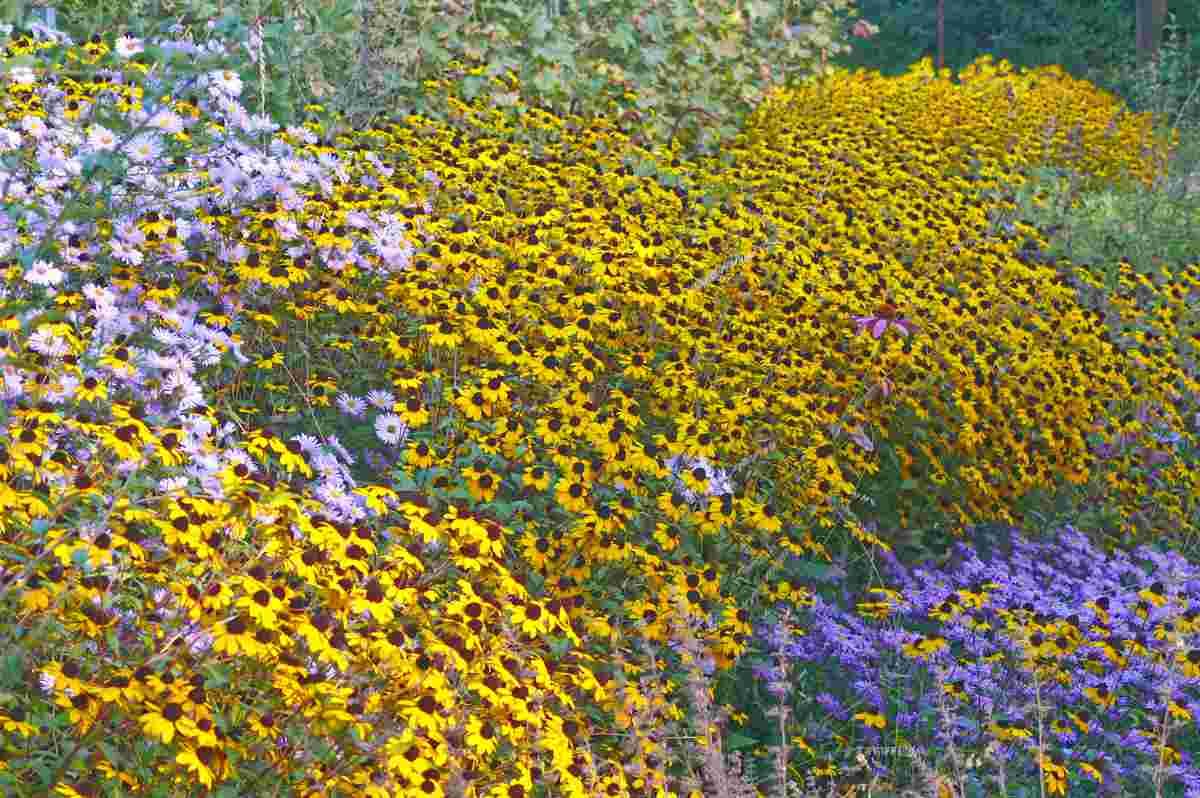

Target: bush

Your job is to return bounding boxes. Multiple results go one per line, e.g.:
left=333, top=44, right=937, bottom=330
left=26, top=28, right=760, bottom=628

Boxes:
left=34, top=0, right=872, bottom=159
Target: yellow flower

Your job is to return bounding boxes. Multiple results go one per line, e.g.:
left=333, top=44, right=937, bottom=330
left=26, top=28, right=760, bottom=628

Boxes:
left=854, top=711, right=887, bottom=729
left=174, top=745, right=219, bottom=788
left=523, top=464, right=552, bottom=491
left=464, top=465, right=500, bottom=502
left=902, top=635, right=948, bottom=660
left=140, top=701, right=199, bottom=744
left=465, top=714, right=500, bottom=755
left=556, top=478, right=591, bottom=513
left=0, top=710, right=37, bottom=738
left=1040, top=753, right=1068, bottom=796
left=212, top=614, right=260, bottom=657
left=510, top=599, right=554, bottom=637
left=75, top=375, right=107, bottom=402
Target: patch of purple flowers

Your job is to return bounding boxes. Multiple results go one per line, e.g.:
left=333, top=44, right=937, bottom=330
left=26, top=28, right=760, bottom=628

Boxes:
left=754, top=524, right=1200, bottom=795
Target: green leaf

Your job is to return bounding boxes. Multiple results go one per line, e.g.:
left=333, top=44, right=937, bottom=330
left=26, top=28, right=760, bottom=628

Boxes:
left=391, top=471, right=421, bottom=492
left=547, top=635, right=572, bottom=658
left=641, top=45, right=667, bottom=69
left=606, top=23, right=637, bottom=54
left=203, top=663, right=231, bottom=689
left=793, top=559, right=832, bottom=582
left=495, top=1, right=526, bottom=20
left=530, top=13, right=554, bottom=42
left=461, top=75, right=485, bottom=101
left=726, top=731, right=758, bottom=751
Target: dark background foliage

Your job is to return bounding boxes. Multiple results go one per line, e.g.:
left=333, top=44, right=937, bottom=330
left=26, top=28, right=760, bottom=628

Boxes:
left=834, top=0, right=1199, bottom=119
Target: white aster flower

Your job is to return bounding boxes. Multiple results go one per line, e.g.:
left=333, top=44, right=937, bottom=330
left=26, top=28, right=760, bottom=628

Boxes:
left=26, top=326, right=68, bottom=356
left=21, top=115, right=47, bottom=139
left=159, top=475, right=190, bottom=493
left=39, top=670, right=56, bottom=694
left=24, top=259, right=65, bottom=287
left=374, top=413, right=409, bottom=446
left=127, top=132, right=163, bottom=164
left=87, top=124, right=119, bottom=152
left=8, top=66, right=36, bottom=86
left=365, top=389, right=395, bottom=410
left=209, top=69, right=243, bottom=97
left=293, top=433, right=322, bottom=454
left=280, top=157, right=310, bottom=185
left=336, top=392, right=367, bottom=418
left=0, top=127, right=21, bottom=151
left=114, top=34, right=144, bottom=59
left=108, top=239, right=144, bottom=266
left=150, top=109, right=185, bottom=135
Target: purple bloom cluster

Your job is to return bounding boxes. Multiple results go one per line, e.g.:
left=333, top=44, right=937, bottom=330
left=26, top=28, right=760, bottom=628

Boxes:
left=756, top=524, right=1200, bottom=794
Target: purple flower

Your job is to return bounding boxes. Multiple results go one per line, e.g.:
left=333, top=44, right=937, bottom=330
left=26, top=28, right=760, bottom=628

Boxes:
left=853, top=303, right=917, bottom=339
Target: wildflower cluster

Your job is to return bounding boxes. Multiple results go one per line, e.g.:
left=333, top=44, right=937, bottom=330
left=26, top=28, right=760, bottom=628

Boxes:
left=755, top=525, right=1200, bottom=796
left=0, top=18, right=1196, bottom=798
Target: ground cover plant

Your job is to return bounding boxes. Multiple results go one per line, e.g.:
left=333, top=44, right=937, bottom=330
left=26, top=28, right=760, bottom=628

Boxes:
left=2, top=10, right=1200, bottom=798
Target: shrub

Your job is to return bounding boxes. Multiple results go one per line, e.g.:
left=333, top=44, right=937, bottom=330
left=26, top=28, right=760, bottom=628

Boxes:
left=36, top=0, right=872, bottom=159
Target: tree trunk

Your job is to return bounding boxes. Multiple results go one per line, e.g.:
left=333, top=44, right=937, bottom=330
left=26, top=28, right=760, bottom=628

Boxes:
left=936, top=0, right=945, bottom=70
left=1136, top=0, right=1169, bottom=66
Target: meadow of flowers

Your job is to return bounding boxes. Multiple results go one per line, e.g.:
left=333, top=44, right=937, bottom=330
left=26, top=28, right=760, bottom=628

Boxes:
left=1, top=13, right=1200, bottom=798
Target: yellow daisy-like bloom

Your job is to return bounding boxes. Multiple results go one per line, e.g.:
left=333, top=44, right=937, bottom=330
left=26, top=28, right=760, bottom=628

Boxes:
left=463, top=464, right=500, bottom=503
left=901, top=635, right=949, bottom=660
left=1083, top=684, right=1117, bottom=710
left=464, top=714, right=501, bottom=756
left=1040, top=753, right=1069, bottom=797
left=522, top=464, right=552, bottom=492
left=426, top=318, right=463, bottom=349
left=278, top=438, right=313, bottom=477
left=211, top=614, right=261, bottom=657
left=1078, top=761, right=1104, bottom=784
left=0, top=709, right=37, bottom=738
left=555, top=478, right=591, bottom=513
left=74, top=374, right=107, bottom=403
left=1178, top=648, right=1200, bottom=679
left=516, top=532, right=552, bottom=568
left=306, top=377, right=338, bottom=407
left=139, top=700, right=199, bottom=744
left=175, top=744, right=223, bottom=788
left=396, top=394, right=430, bottom=428
left=853, top=711, right=887, bottom=730
left=509, top=598, right=554, bottom=637
left=404, top=438, right=437, bottom=470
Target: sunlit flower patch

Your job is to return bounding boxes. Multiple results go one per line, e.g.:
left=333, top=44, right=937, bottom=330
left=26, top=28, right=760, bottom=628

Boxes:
left=0, top=18, right=1196, bottom=798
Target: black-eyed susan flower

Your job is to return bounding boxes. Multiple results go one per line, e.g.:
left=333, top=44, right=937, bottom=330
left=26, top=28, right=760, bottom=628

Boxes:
left=211, top=614, right=260, bottom=657
left=139, top=700, right=199, bottom=744
left=1040, top=753, right=1068, bottom=796
left=1083, top=683, right=1117, bottom=710
left=902, top=635, right=948, bottom=661
left=556, top=478, right=590, bottom=513
left=174, top=744, right=226, bottom=789
left=463, top=714, right=500, bottom=756
left=1178, top=647, right=1200, bottom=679
left=509, top=599, right=553, bottom=637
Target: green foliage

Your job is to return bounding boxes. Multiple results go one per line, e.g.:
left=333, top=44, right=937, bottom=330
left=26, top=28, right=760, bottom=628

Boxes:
left=975, top=18, right=1200, bottom=289
left=836, top=0, right=1200, bottom=137
left=46, top=0, right=866, bottom=158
